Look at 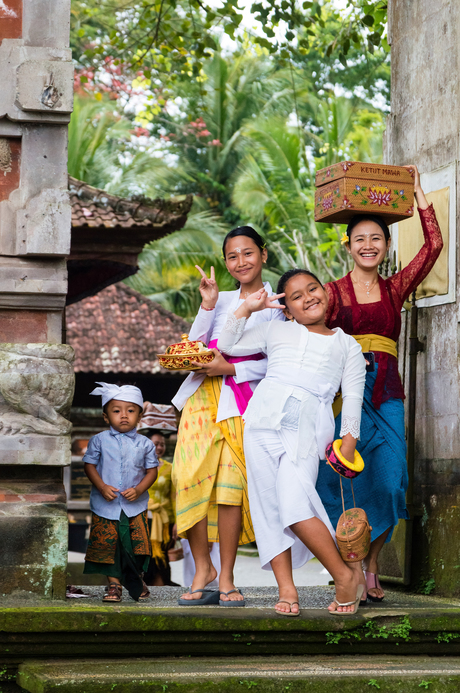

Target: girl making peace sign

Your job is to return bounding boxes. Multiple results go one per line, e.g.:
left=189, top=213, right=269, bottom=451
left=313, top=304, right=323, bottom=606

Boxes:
left=172, top=226, right=285, bottom=606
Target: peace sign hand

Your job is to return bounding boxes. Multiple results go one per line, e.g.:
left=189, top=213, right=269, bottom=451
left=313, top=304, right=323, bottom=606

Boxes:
left=196, top=265, right=219, bottom=310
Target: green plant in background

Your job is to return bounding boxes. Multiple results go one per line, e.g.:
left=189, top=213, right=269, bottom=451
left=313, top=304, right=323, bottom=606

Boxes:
left=368, top=681, right=381, bottom=689
left=71, top=0, right=388, bottom=91
left=68, top=0, right=389, bottom=318
left=418, top=577, right=436, bottom=595
left=126, top=211, right=233, bottom=321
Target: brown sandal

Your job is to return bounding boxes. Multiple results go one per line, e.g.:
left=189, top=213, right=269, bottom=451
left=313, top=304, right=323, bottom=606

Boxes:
left=138, top=580, right=150, bottom=602
left=103, top=583, right=122, bottom=602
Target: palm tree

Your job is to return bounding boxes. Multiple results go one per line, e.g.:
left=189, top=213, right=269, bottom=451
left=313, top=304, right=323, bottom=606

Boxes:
left=126, top=211, right=233, bottom=321
left=232, top=94, right=384, bottom=282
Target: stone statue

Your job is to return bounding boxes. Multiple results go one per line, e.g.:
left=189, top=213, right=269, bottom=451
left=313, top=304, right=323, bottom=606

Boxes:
left=0, top=343, right=74, bottom=435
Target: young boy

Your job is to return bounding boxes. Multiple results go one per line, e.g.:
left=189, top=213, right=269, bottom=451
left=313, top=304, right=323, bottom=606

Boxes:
left=83, top=382, right=159, bottom=602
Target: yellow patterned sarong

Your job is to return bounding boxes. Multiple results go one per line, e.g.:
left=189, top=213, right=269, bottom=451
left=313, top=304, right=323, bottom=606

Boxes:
left=172, top=376, right=254, bottom=545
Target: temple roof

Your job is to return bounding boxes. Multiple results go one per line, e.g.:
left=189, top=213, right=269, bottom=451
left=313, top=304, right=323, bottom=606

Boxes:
left=68, top=177, right=193, bottom=305
left=66, top=282, right=191, bottom=374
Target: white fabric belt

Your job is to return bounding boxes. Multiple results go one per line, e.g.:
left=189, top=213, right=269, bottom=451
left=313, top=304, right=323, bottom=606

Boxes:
left=266, top=367, right=336, bottom=461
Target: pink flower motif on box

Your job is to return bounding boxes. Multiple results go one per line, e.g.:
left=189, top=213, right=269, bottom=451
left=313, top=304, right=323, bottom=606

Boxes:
left=368, top=185, right=391, bottom=206
left=341, top=197, right=352, bottom=209
left=407, top=205, right=414, bottom=215
left=341, top=162, right=354, bottom=171
left=326, top=168, right=332, bottom=177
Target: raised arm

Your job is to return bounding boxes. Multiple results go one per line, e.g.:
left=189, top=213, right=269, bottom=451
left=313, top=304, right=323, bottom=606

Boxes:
left=389, top=168, right=443, bottom=303
left=339, top=338, right=366, bottom=463
left=218, top=288, right=284, bottom=357
left=217, top=314, right=270, bottom=357
left=188, top=265, right=219, bottom=343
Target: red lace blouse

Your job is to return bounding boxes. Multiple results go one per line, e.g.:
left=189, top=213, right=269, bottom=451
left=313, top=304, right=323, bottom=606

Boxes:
left=325, top=204, right=443, bottom=409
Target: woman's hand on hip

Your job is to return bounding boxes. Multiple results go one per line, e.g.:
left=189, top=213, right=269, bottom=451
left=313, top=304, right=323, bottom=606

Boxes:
left=191, top=349, right=236, bottom=377
left=196, top=265, right=219, bottom=310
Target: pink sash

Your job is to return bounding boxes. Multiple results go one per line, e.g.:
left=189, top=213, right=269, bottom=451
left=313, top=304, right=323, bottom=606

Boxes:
left=208, top=339, right=265, bottom=415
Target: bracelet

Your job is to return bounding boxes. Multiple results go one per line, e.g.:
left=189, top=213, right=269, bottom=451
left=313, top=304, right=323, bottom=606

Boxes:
left=201, top=304, right=215, bottom=312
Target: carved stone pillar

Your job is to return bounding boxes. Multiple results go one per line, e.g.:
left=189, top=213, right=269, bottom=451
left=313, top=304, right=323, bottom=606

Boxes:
left=0, top=0, right=74, bottom=597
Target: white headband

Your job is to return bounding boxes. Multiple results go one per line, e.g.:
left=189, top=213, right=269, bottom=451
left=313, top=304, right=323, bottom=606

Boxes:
left=90, top=382, right=144, bottom=409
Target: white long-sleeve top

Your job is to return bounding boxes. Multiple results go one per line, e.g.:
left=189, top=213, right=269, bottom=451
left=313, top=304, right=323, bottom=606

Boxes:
left=217, top=315, right=366, bottom=462
left=171, top=283, right=285, bottom=422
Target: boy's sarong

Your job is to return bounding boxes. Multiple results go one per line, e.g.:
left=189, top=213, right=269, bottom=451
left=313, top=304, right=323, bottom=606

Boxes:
left=172, top=376, right=254, bottom=545
left=84, top=510, right=151, bottom=600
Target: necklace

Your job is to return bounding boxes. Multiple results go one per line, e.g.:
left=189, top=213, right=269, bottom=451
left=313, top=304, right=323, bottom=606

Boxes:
left=351, top=271, right=378, bottom=297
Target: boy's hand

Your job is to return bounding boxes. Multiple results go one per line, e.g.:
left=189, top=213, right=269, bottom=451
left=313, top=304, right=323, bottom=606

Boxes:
left=121, top=486, right=141, bottom=501
left=100, top=484, right=119, bottom=501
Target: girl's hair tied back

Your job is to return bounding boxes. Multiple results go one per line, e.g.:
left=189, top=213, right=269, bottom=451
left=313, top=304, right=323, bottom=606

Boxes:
left=222, top=226, right=266, bottom=258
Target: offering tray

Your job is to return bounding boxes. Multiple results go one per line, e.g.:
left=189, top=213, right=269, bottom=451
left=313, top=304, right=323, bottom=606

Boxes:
left=158, top=334, right=215, bottom=371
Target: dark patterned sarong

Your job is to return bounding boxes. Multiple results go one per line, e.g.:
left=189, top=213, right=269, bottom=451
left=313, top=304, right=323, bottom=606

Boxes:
left=84, top=510, right=151, bottom=600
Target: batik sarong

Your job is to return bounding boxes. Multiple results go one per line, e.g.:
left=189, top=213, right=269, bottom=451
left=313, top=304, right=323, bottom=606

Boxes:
left=172, top=375, right=254, bottom=545
left=84, top=510, right=151, bottom=600
left=316, top=365, right=409, bottom=543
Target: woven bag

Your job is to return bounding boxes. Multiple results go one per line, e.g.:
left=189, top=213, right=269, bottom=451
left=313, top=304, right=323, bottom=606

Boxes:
left=336, top=477, right=372, bottom=562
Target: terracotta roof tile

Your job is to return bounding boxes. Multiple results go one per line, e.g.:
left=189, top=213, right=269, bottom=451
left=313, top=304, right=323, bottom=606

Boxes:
left=66, top=283, right=191, bottom=374
left=69, top=176, right=192, bottom=231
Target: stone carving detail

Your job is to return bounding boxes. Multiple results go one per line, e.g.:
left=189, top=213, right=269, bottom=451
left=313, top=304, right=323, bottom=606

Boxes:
left=0, top=138, right=12, bottom=173
left=0, top=343, right=74, bottom=435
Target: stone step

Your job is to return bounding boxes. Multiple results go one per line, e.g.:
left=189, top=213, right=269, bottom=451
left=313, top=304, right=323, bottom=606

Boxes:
left=17, top=656, right=460, bottom=692
left=2, top=587, right=460, bottom=664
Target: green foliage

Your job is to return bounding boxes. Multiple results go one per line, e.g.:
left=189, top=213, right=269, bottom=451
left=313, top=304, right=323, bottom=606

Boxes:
left=436, top=632, right=460, bottom=644
left=419, top=577, right=436, bottom=595
left=368, top=681, right=381, bottom=689
left=125, top=211, right=232, bottom=321
left=419, top=682, right=433, bottom=689
left=70, top=0, right=388, bottom=90
left=69, top=3, right=388, bottom=317
left=326, top=616, right=412, bottom=646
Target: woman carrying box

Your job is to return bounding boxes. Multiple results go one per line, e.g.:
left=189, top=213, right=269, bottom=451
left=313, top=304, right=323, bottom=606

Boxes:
left=316, top=165, right=443, bottom=602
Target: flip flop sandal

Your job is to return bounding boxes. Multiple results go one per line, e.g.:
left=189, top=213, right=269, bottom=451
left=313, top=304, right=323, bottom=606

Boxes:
left=365, top=571, right=384, bottom=602
left=274, top=600, right=300, bottom=617
left=219, top=588, right=245, bottom=607
left=102, top=583, right=122, bottom=603
left=177, top=587, right=220, bottom=606
left=329, top=584, right=364, bottom=616
left=138, top=581, right=150, bottom=602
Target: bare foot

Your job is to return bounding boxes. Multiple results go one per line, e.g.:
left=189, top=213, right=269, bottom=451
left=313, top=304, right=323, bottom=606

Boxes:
left=274, top=586, right=299, bottom=615
left=328, top=568, right=359, bottom=613
left=180, top=563, right=218, bottom=601
left=219, top=577, right=244, bottom=603
left=349, top=560, right=367, bottom=601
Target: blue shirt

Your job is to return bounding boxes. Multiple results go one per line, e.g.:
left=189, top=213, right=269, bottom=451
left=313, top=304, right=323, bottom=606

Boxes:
left=83, top=426, right=159, bottom=520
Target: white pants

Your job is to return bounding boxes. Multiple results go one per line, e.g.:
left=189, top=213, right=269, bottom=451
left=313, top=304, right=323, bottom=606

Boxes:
left=181, top=539, right=221, bottom=587
left=244, top=427, right=336, bottom=571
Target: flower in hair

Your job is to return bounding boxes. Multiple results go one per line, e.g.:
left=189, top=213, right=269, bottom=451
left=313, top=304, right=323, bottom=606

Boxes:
left=340, top=232, right=349, bottom=246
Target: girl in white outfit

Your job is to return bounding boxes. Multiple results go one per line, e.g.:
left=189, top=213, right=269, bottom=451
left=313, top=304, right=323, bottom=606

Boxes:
left=218, top=269, right=366, bottom=615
